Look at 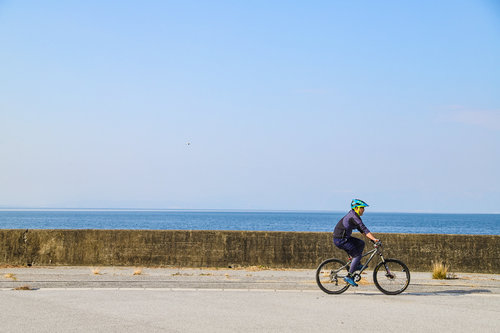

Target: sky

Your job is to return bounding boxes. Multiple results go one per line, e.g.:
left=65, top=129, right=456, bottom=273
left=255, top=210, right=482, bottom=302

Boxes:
left=1, top=1, right=499, bottom=213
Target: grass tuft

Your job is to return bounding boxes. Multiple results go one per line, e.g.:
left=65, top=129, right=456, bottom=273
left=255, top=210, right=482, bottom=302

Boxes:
left=246, top=265, right=270, bottom=271
left=133, top=268, right=143, bottom=276
left=432, top=262, right=449, bottom=279
left=14, top=285, right=32, bottom=290
left=171, top=272, right=192, bottom=276
left=92, top=268, right=101, bottom=275
left=4, top=273, right=17, bottom=281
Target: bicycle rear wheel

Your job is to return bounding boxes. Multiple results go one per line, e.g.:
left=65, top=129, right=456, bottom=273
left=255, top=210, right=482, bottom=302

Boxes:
left=373, top=259, right=410, bottom=295
left=315, top=258, right=350, bottom=294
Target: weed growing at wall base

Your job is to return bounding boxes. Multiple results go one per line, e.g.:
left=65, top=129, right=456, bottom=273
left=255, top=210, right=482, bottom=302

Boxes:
left=432, top=262, right=449, bottom=279
left=14, top=285, right=33, bottom=290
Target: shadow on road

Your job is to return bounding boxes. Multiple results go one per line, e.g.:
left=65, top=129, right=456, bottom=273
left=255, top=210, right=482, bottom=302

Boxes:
left=406, top=289, right=492, bottom=296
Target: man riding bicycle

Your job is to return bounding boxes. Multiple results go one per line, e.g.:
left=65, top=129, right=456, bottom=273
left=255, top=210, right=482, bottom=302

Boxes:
left=333, top=199, right=379, bottom=287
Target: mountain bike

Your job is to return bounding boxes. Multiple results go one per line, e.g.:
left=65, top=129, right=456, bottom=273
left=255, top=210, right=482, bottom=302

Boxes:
left=316, top=241, right=410, bottom=295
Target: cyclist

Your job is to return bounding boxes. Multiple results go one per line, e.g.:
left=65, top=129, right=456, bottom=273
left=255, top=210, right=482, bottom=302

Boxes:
left=333, top=199, right=379, bottom=287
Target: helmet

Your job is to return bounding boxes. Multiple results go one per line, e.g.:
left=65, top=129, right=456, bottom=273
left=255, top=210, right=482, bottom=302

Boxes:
left=351, top=199, right=369, bottom=209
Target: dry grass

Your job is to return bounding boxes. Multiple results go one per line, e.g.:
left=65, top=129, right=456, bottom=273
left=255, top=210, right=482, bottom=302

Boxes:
left=0, top=264, right=23, bottom=268
left=92, top=268, right=101, bottom=275
left=133, top=268, right=143, bottom=275
left=432, top=262, right=449, bottom=279
left=4, top=273, right=17, bottom=281
left=145, top=265, right=306, bottom=272
left=245, top=265, right=271, bottom=271
left=14, top=285, right=32, bottom=290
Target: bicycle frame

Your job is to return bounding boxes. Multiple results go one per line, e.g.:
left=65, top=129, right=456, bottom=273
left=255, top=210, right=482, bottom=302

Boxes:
left=346, top=243, right=386, bottom=274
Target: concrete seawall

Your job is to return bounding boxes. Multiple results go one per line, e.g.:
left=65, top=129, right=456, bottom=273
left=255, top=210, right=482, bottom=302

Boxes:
left=0, top=229, right=498, bottom=273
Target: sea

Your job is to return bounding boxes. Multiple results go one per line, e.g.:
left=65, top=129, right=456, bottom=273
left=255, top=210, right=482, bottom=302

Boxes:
left=0, top=210, right=499, bottom=235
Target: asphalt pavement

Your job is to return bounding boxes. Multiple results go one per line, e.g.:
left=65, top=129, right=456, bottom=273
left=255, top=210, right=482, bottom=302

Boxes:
left=0, top=266, right=499, bottom=332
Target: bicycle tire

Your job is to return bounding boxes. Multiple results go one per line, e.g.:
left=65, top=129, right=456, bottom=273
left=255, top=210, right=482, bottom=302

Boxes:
left=373, top=259, right=410, bottom=295
left=315, top=258, right=350, bottom=294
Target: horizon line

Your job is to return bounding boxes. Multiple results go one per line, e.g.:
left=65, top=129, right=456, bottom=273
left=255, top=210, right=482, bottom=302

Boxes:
left=0, top=207, right=498, bottom=215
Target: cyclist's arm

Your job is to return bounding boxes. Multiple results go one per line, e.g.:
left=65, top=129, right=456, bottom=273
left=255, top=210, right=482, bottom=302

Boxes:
left=364, top=232, right=379, bottom=243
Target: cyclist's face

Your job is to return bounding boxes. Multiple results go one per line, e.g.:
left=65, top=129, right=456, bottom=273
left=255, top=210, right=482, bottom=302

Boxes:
left=358, top=207, right=365, bottom=216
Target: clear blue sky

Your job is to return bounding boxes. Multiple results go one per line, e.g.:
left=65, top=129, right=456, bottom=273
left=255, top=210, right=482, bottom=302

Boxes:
left=1, top=1, right=499, bottom=213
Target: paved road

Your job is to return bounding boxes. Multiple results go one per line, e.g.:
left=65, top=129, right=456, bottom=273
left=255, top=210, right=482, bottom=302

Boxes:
left=1, top=267, right=499, bottom=332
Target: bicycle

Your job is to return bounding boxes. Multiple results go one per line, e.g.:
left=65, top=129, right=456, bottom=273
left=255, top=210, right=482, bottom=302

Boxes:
left=316, top=241, right=410, bottom=295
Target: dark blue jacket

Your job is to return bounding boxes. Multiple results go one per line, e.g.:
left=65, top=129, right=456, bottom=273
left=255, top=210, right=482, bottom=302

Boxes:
left=333, top=209, right=370, bottom=238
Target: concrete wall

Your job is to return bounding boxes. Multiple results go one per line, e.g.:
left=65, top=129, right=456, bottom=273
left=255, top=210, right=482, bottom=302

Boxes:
left=0, top=229, right=498, bottom=273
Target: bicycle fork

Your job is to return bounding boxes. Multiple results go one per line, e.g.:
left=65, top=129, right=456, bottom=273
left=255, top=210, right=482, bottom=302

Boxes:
left=379, top=254, right=396, bottom=279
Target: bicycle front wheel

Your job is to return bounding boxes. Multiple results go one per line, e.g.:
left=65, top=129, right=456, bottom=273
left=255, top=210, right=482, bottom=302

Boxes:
left=315, top=258, right=350, bottom=294
left=373, top=259, right=410, bottom=295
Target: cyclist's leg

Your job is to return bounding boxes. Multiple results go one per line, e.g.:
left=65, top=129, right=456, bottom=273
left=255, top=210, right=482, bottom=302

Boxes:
left=333, top=237, right=346, bottom=249
left=334, top=237, right=364, bottom=273
left=333, top=237, right=353, bottom=267
left=333, top=237, right=352, bottom=260
left=344, top=237, right=365, bottom=274
left=350, top=255, right=362, bottom=274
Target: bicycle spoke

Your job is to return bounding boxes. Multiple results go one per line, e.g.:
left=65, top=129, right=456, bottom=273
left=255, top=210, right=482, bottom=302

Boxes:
left=373, top=259, right=410, bottom=295
left=316, top=259, right=350, bottom=294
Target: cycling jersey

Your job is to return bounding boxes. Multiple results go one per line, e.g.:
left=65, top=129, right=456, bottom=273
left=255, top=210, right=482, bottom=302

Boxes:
left=333, top=209, right=370, bottom=239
